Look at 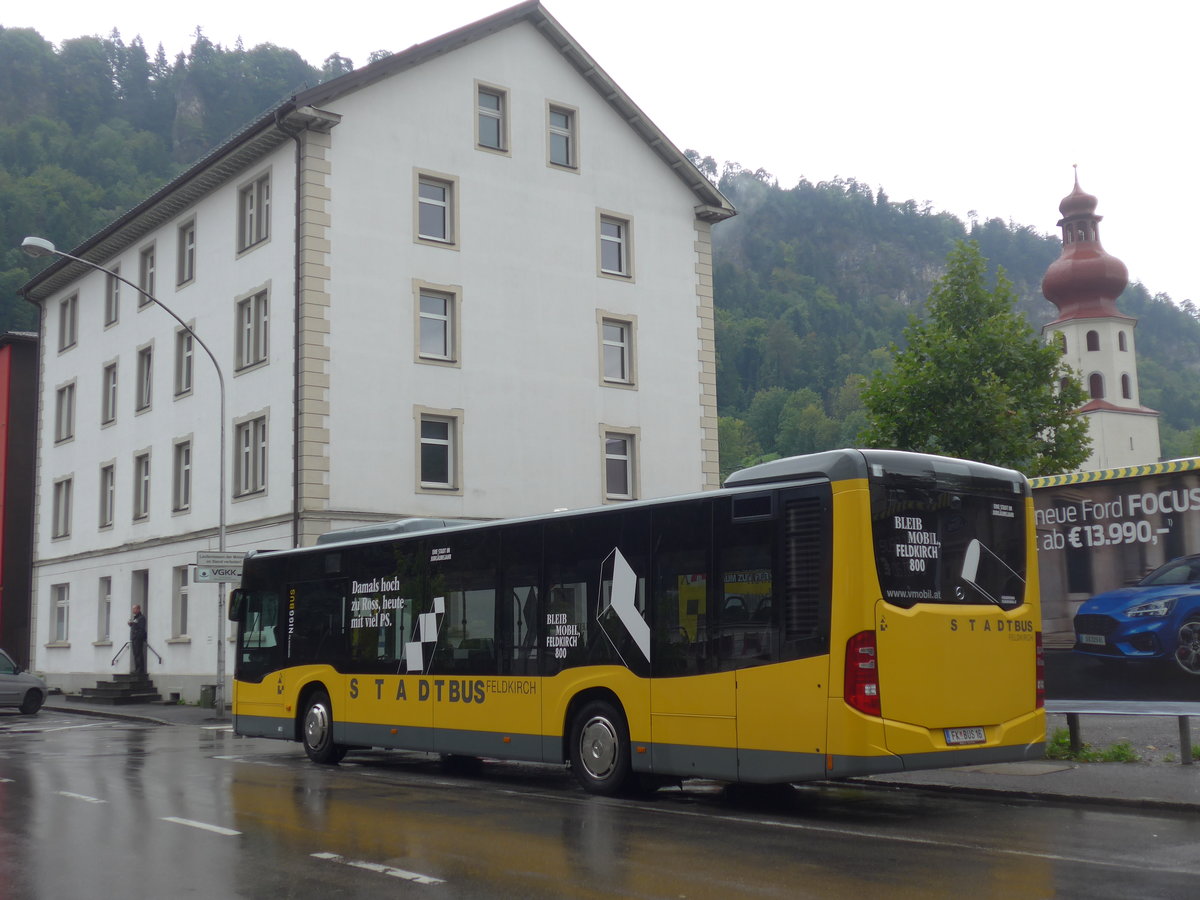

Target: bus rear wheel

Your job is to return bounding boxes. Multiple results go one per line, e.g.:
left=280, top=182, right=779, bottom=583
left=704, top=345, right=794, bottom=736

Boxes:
left=302, top=690, right=347, bottom=764
left=570, top=700, right=633, bottom=795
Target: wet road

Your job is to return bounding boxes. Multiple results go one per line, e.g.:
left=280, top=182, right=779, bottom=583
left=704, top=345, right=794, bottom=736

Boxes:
left=1, top=710, right=1197, bottom=898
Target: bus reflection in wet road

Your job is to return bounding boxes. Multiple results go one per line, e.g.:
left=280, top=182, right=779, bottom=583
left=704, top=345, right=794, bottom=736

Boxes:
left=2, top=716, right=1198, bottom=899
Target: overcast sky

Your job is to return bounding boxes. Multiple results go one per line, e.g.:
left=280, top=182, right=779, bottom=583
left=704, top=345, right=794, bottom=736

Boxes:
left=10, top=0, right=1196, bottom=306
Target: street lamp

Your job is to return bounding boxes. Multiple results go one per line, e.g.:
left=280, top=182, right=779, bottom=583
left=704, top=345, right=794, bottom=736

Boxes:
left=21, top=236, right=230, bottom=719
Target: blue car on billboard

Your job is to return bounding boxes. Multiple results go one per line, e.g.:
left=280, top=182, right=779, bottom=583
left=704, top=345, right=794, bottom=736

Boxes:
left=1073, top=554, right=1200, bottom=676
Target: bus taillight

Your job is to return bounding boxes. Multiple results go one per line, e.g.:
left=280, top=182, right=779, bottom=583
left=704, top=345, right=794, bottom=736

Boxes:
left=845, top=630, right=881, bottom=717
left=1035, top=631, right=1045, bottom=709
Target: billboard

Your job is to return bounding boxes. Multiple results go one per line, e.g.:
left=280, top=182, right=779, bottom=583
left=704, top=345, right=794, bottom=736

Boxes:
left=1031, top=458, right=1200, bottom=702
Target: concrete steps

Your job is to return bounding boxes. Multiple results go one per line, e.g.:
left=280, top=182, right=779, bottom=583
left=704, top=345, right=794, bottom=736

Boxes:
left=68, top=674, right=162, bottom=705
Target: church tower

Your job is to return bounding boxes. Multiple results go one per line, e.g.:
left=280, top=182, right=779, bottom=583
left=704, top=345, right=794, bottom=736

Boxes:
left=1042, top=172, right=1161, bottom=469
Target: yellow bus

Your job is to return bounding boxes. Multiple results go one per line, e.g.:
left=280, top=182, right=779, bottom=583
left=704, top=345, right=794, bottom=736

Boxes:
left=229, top=449, right=1045, bottom=794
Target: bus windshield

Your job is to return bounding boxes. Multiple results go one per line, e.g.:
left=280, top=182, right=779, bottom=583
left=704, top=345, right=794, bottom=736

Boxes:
left=871, top=469, right=1027, bottom=610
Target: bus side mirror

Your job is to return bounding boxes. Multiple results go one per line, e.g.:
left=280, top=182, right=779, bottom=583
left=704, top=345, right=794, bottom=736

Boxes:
left=229, top=589, right=246, bottom=623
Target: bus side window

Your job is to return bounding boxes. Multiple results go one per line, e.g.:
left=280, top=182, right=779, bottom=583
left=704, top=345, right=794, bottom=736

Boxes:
left=650, top=499, right=713, bottom=677
left=428, top=530, right=500, bottom=676
left=715, top=505, right=777, bottom=672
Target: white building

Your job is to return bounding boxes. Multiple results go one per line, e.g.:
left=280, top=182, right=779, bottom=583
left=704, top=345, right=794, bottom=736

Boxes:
left=19, top=2, right=734, bottom=699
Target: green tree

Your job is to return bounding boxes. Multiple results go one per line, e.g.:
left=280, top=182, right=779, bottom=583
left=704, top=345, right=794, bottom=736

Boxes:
left=718, top=417, right=762, bottom=480
left=858, top=240, right=1090, bottom=476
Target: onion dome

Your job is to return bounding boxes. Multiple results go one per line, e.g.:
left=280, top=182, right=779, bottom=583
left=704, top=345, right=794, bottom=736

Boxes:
left=1042, top=171, right=1129, bottom=322
left=1058, top=177, right=1098, bottom=219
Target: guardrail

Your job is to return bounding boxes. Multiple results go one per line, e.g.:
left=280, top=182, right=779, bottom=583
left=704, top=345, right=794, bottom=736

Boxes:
left=1045, top=700, right=1197, bottom=765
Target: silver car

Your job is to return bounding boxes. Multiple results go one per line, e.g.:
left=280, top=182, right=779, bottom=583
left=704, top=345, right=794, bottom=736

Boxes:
left=0, top=648, right=47, bottom=715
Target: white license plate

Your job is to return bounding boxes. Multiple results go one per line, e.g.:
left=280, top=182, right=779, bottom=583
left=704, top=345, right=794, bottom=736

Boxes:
left=1079, top=633, right=1106, bottom=646
left=944, top=727, right=986, bottom=746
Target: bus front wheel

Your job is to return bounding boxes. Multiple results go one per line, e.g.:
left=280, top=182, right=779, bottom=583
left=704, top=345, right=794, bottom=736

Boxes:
left=302, top=690, right=347, bottom=764
left=570, top=700, right=633, bottom=795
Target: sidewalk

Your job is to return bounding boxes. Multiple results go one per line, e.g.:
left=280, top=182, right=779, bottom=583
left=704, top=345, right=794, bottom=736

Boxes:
left=43, top=699, right=1200, bottom=811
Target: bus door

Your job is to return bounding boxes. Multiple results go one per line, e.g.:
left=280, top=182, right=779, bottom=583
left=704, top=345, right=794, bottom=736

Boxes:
left=649, top=500, right=739, bottom=781
left=870, top=479, right=1038, bottom=755
left=727, top=487, right=832, bottom=783
left=340, top=539, right=432, bottom=750
left=423, top=527, right=542, bottom=759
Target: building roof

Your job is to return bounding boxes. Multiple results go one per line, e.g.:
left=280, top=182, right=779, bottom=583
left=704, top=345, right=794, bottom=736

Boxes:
left=20, top=1, right=734, bottom=303
left=1078, top=398, right=1158, bottom=416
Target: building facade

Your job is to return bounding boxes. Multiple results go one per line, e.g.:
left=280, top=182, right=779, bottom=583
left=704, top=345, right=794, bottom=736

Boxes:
left=1041, top=175, right=1161, bottom=470
left=18, top=3, right=734, bottom=697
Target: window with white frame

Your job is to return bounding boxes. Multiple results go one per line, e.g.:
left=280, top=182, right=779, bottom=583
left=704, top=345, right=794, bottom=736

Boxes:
left=548, top=103, right=577, bottom=168
left=101, top=362, right=118, bottom=424
left=234, top=415, right=267, bottom=497
left=135, top=345, right=153, bottom=411
left=51, top=583, right=69, bottom=643
left=603, top=430, right=637, bottom=501
left=58, top=294, right=78, bottom=351
left=52, top=476, right=73, bottom=538
left=172, top=565, right=189, bottom=638
left=415, top=283, right=460, bottom=364
left=599, top=315, right=636, bottom=385
left=139, top=243, right=156, bottom=306
left=417, top=411, right=460, bottom=491
left=54, top=381, right=76, bottom=443
left=104, top=265, right=120, bottom=325
left=172, top=439, right=192, bottom=512
left=175, top=327, right=194, bottom=395
left=98, top=576, right=112, bottom=643
left=133, top=451, right=151, bottom=519
left=238, top=172, right=271, bottom=251
left=99, top=463, right=115, bottom=528
left=416, top=172, right=457, bottom=245
left=236, top=290, right=269, bottom=370
left=598, top=213, right=632, bottom=278
left=177, top=218, right=196, bottom=285
left=476, top=84, right=508, bottom=152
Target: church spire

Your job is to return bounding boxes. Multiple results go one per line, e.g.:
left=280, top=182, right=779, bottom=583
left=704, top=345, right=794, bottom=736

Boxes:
left=1041, top=171, right=1130, bottom=322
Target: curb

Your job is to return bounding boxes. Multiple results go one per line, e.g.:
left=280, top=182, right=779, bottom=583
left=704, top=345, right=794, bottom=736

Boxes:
left=44, top=702, right=230, bottom=727
left=848, top=776, right=1200, bottom=814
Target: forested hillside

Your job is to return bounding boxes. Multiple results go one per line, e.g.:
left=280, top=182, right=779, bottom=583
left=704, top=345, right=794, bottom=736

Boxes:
left=706, top=164, right=1200, bottom=466
left=3, top=27, right=1198, bottom=464
left=0, top=26, right=382, bottom=327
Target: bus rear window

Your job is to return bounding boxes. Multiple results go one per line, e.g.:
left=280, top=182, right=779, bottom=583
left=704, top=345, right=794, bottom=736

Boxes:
left=871, top=479, right=1026, bottom=610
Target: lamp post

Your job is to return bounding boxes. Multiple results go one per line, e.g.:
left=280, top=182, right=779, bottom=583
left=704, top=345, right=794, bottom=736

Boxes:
left=21, top=236, right=230, bottom=720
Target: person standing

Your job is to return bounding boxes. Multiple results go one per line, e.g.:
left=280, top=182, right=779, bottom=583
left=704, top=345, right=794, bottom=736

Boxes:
left=128, top=605, right=147, bottom=676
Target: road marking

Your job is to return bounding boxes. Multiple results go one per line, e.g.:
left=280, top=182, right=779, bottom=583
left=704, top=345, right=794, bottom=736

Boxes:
left=41, top=723, right=106, bottom=733
left=57, top=791, right=106, bottom=804
left=311, top=852, right=444, bottom=884
left=0, top=777, right=14, bottom=783
left=201, top=725, right=233, bottom=732
left=638, top=800, right=1200, bottom=877
left=161, top=816, right=241, bottom=836
left=211, top=754, right=286, bottom=767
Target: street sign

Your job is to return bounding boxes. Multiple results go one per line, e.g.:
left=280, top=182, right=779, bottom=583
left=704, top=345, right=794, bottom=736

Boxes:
left=196, top=551, right=246, bottom=568
left=195, top=551, right=245, bottom=583
left=195, top=566, right=243, bottom=583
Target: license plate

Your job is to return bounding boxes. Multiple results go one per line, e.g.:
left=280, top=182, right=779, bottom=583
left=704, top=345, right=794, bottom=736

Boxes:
left=1079, top=633, right=1106, bottom=646
left=944, top=726, right=986, bottom=746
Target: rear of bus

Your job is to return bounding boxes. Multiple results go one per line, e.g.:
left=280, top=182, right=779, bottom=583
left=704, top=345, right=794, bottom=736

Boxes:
left=829, top=450, right=1045, bottom=775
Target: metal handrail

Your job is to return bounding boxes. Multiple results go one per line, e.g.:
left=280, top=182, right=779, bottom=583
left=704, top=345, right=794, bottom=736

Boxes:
left=110, top=642, right=164, bottom=667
